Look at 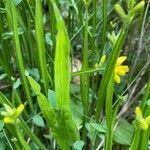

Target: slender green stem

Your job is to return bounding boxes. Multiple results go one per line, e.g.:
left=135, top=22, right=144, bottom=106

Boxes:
left=71, top=67, right=103, bottom=77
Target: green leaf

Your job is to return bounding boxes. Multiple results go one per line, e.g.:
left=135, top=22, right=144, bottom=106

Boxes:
left=48, top=90, right=56, bottom=107
left=2, top=27, right=24, bottom=40
left=32, top=114, right=45, bottom=128
left=35, top=0, right=49, bottom=92
left=28, top=76, right=41, bottom=95
left=45, top=33, right=53, bottom=46
left=73, top=140, right=84, bottom=150
left=146, top=99, right=150, bottom=106
left=53, top=107, right=79, bottom=150
left=37, top=93, right=56, bottom=128
left=47, top=1, right=79, bottom=149
left=0, top=74, right=7, bottom=80
left=13, top=78, right=21, bottom=89
left=113, top=118, right=134, bottom=145
left=71, top=100, right=83, bottom=130
left=27, top=68, right=40, bottom=81
left=90, top=122, right=106, bottom=133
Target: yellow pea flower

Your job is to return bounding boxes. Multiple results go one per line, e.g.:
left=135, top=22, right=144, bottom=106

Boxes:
left=114, top=56, right=129, bottom=83
left=1, top=104, right=24, bottom=124
left=135, top=106, right=150, bottom=130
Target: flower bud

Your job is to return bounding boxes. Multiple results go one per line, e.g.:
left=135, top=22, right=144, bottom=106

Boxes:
left=131, top=1, right=145, bottom=14
left=127, top=0, right=135, bottom=10
left=4, top=117, right=14, bottom=124
left=135, top=106, right=142, bottom=121
left=115, top=4, right=127, bottom=20
left=99, top=55, right=106, bottom=67
left=83, top=0, right=91, bottom=7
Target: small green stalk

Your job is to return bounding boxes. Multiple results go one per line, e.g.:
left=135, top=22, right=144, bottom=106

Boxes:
left=71, top=67, right=103, bottom=77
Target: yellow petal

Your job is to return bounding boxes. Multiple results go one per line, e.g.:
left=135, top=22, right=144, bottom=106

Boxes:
left=4, top=117, right=14, bottom=124
left=140, top=121, right=148, bottom=130
left=16, top=104, right=24, bottom=113
left=116, top=56, right=127, bottom=66
left=114, top=74, right=121, bottom=83
left=14, top=104, right=24, bottom=118
left=115, top=67, right=125, bottom=75
left=115, top=66, right=129, bottom=73
left=122, top=65, right=129, bottom=72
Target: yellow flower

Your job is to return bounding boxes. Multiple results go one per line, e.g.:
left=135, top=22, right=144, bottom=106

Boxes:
left=135, top=106, right=150, bottom=130
left=1, top=104, right=24, bottom=124
left=114, top=56, right=129, bottom=83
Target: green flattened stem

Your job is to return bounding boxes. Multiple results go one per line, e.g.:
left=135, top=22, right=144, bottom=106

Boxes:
left=105, top=73, right=114, bottom=150
left=96, top=25, right=128, bottom=122
left=80, top=3, right=90, bottom=143
left=10, top=0, right=33, bottom=111
left=35, top=0, right=49, bottom=93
